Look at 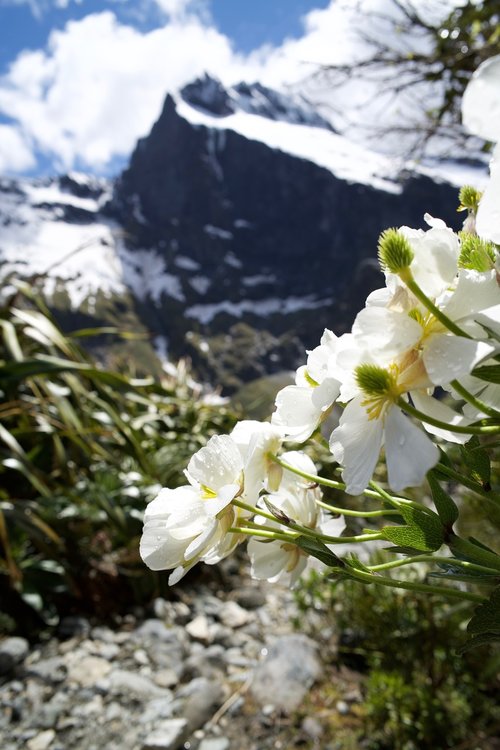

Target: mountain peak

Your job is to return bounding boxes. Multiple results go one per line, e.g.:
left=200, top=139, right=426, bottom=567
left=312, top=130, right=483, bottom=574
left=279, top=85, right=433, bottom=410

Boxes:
left=180, top=74, right=334, bottom=130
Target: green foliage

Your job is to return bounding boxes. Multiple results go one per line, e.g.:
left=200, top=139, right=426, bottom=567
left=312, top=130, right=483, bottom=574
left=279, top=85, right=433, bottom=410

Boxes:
left=0, top=285, right=237, bottom=635
left=295, top=559, right=500, bottom=749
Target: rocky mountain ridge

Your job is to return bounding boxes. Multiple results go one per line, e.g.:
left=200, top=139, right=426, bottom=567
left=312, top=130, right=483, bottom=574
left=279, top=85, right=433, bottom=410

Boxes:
left=0, top=75, right=475, bottom=391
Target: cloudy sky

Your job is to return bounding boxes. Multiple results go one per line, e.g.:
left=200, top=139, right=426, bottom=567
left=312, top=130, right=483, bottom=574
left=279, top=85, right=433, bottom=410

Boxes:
left=0, top=0, right=466, bottom=176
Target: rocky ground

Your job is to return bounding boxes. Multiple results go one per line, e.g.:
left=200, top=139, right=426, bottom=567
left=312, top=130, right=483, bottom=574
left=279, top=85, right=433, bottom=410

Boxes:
left=0, top=561, right=363, bottom=750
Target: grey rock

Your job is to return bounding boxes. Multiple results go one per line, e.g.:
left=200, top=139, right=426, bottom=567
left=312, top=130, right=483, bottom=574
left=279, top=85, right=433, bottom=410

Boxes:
left=0, top=637, right=29, bottom=674
left=336, top=699, right=349, bottom=715
left=218, top=601, right=252, bottom=629
left=232, top=587, right=266, bottom=610
left=180, top=677, right=225, bottom=733
left=302, top=716, right=324, bottom=740
left=251, top=635, right=321, bottom=712
left=186, top=615, right=212, bottom=644
left=198, top=739, right=230, bottom=750
left=58, top=616, right=90, bottom=639
left=66, top=655, right=112, bottom=686
left=26, top=729, right=56, bottom=750
left=134, top=619, right=174, bottom=642
left=140, top=697, right=176, bottom=724
left=108, top=669, right=172, bottom=699
left=27, top=657, right=67, bottom=684
left=142, top=718, right=188, bottom=750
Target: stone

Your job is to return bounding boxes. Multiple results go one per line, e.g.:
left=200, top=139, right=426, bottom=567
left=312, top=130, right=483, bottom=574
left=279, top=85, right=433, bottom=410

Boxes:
left=66, top=656, right=112, bottom=686
left=198, top=739, right=230, bottom=750
left=27, top=729, right=56, bottom=750
left=302, top=716, right=324, bottom=740
left=218, top=601, right=252, bottom=629
left=134, top=619, right=174, bottom=642
left=232, top=587, right=266, bottom=610
left=142, top=718, right=188, bottom=750
left=0, top=637, right=29, bottom=674
left=108, top=669, right=172, bottom=699
left=250, top=635, right=322, bottom=712
left=336, top=700, right=349, bottom=715
left=58, top=616, right=90, bottom=639
left=180, top=678, right=225, bottom=733
left=185, top=615, right=212, bottom=644
left=27, top=657, right=67, bottom=684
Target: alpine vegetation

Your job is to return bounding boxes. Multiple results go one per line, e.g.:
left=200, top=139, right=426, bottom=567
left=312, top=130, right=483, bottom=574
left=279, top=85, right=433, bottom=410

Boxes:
left=140, top=56, right=500, bottom=651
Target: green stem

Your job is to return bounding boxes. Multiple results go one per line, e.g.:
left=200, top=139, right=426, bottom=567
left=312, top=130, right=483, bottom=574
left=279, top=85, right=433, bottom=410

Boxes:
left=451, top=379, right=500, bottom=419
left=436, top=462, right=500, bottom=505
left=270, top=454, right=417, bottom=509
left=345, top=566, right=486, bottom=603
left=369, top=480, right=437, bottom=516
left=448, top=534, right=500, bottom=572
left=228, top=526, right=294, bottom=543
left=233, top=498, right=278, bottom=524
left=315, top=499, right=401, bottom=518
left=400, top=270, right=470, bottom=339
left=368, top=555, right=500, bottom=576
left=397, top=397, right=500, bottom=435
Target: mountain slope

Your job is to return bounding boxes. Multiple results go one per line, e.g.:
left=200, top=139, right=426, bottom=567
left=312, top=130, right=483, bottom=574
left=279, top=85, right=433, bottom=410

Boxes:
left=0, top=75, right=480, bottom=390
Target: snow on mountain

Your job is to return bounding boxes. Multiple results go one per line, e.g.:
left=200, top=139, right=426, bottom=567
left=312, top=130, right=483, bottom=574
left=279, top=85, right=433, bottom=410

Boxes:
left=0, top=74, right=488, bottom=390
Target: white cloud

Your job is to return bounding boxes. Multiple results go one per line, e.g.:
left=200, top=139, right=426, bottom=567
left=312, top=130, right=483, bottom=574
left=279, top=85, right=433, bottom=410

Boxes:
left=0, top=124, right=36, bottom=171
left=0, top=10, right=255, bottom=171
left=0, top=0, right=471, bottom=174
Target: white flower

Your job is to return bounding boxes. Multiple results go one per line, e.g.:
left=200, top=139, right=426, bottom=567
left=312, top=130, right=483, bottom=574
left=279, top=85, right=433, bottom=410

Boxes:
left=399, top=215, right=460, bottom=298
left=185, top=434, right=243, bottom=515
left=462, top=54, right=500, bottom=243
left=140, top=486, right=220, bottom=583
left=330, top=394, right=439, bottom=495
left=230, top=420, right=283, bottom=500
left=247, top=450, right=343, bottom=586
left=271, top=329, right=342, bottom=442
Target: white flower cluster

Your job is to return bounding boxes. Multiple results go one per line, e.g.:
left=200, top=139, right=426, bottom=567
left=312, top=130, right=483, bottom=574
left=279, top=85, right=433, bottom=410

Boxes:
left=140, top=423, right=345, bottom=585
left=140, top=56, right=500, bottom=587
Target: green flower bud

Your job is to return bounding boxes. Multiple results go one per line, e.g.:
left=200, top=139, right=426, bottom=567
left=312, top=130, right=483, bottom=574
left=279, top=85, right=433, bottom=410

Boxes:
left=355, top=364, right=395, bottom=397
left=458, top=185, right=482, bottom=214
left=377, top=228, right=414, bottom=274
left=458, top=232, right=496, bottom=272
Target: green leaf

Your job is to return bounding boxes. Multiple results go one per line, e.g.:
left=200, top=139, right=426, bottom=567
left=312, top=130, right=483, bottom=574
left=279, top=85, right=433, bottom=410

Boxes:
left=471, top=364, right=500, bottom=384
left=467, top=586, right=500, bottom=636
left=381, top=506, right=444, bottom=552
left=294, top=535, right=345, bottom=568
left=263, top=497, right=291, bottom=525
left=427, top=472, right=459, bottom=527
left=458, top=632, right=500, bottom=653
left=460, top=436, right=491, bottom=489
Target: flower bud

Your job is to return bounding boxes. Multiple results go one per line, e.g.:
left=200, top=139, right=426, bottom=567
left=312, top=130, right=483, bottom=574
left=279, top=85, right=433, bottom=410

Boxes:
left=377, top=228, right=414, bottom=274
left=355, top=364, right=395, bottom=397
left=458, top=233, right=496, bottom=272
left=458, top=185, right=482, bottom=214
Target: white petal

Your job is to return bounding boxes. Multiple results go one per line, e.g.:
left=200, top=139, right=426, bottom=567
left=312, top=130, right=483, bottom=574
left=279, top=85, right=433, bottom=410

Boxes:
left=184, top=518, right=219, bottom=560
left=404, top=224, right=460, bottom=298
left=352, top=306, right=422, bottom=359
left=462, top=55, right=500, bottom=143
left=307, top=329, right=338, bottom=384
left=203, top=483, right=241, bottom=515
left=272, top=385, right=322, bottom=442
left=423, top=334, right=496, bottom=386
left=248, top=538, right=291, bottom=581
left=187, top=435, right=243, bottom=492
left=329, top=396, right=383, bottom=495
left=385, top=407, right=439, bottom=492
left=476, top=150, right=500, bottom=244
left=475, top=304, right=500, bottom=339
left=410, top=391, right=471, bottom=444
left=442, top=269, right=499, bottom=323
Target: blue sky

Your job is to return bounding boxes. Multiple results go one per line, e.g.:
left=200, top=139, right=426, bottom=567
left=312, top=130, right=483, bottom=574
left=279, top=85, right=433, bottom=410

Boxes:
left=0, top=0, right=339, bottom=176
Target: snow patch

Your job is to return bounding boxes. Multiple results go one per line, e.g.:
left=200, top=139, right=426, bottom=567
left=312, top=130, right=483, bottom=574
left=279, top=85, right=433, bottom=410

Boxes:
left=185, top=295, right=330, bottom=324
left=204, top=224, right=233, bottom=241
left=190, top=275, right=211, bottom=294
